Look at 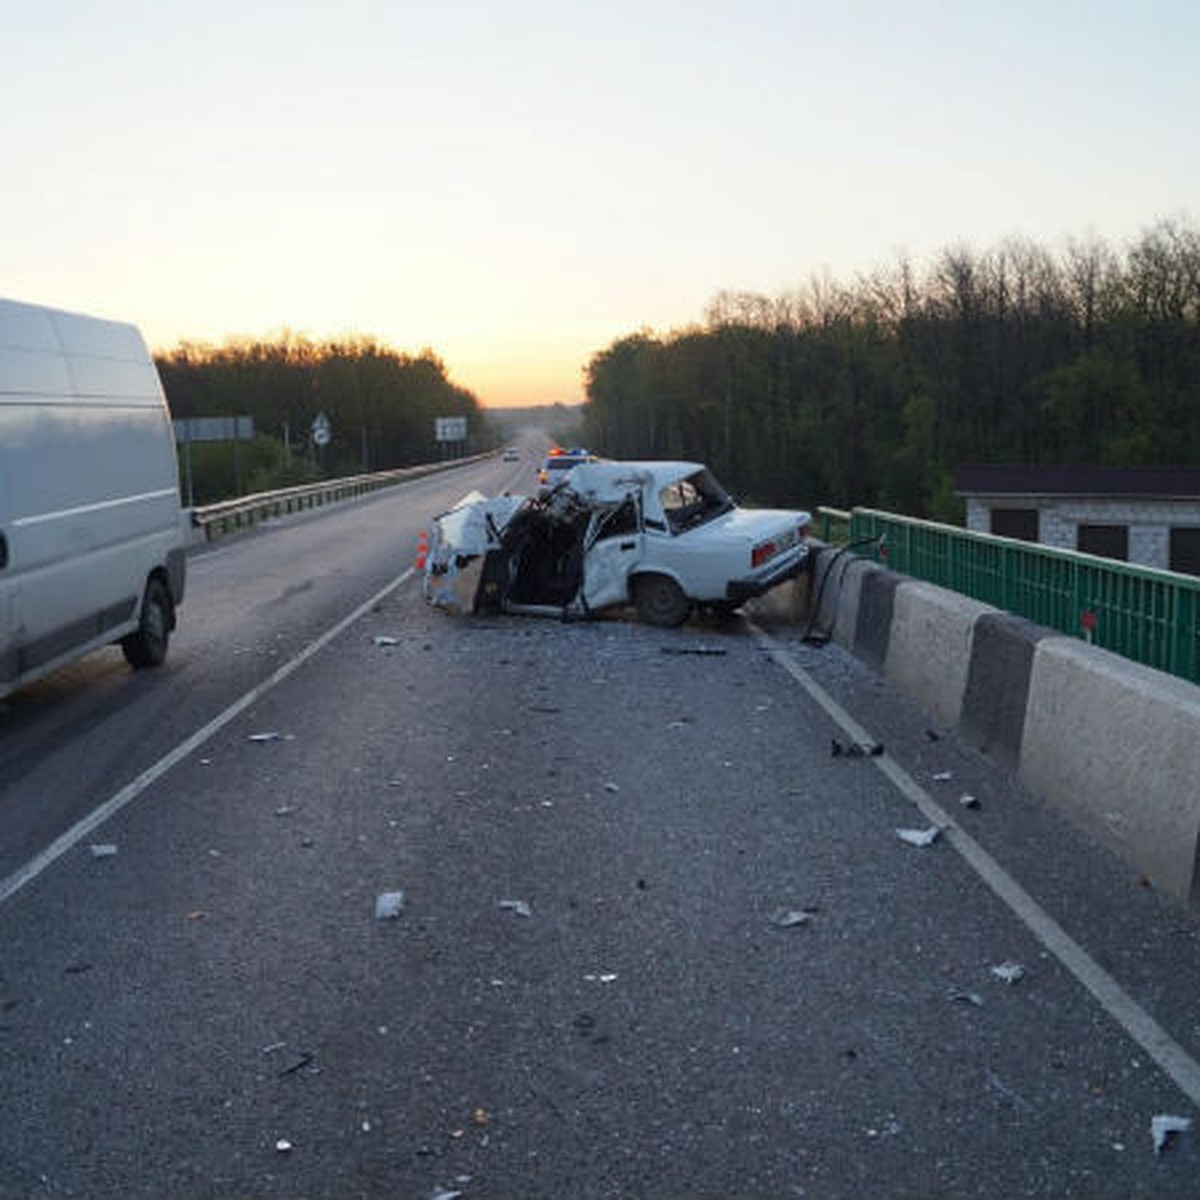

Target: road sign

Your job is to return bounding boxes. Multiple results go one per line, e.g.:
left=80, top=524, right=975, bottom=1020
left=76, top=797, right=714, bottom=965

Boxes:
left=435, top=416, right=467, bottom=442
left=312, top=411, right=332, bottom=447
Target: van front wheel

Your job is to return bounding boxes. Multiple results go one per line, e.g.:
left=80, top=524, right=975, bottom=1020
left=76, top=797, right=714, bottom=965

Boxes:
left=122, top=578, right=172, bottom=669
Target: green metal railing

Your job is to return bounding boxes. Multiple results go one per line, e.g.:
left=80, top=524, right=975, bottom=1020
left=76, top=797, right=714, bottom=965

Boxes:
left=847, top=508, right=1200, bottom=685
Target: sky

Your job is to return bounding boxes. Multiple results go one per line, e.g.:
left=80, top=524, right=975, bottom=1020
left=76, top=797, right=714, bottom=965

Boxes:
left=2, top=1, right=1197, bottom=408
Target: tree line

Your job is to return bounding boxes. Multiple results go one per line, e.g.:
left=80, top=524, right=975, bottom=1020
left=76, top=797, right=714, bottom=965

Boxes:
left=156, top=333, right=490, bottom=501
left=582, top=216, right=1200, bottom=519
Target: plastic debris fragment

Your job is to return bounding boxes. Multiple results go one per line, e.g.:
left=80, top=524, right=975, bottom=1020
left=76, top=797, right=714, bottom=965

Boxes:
left=1151, top=1114, right=1192, bottom=1153
left=831, top=739, right=885, bottom=758
left=430, top=1189, right=463, bottom=1200
left=949, top=990, right=984, bottom=1007
left=275, top=1139, right=293, bottom=1153
left=932, top=771, right=953, bottom=781
left=274, top=805, right=298, bottom=817
left=584, top=972, right=618, bottom=983
left=896, top=826, right=940, bottom=847
left=991, top=961, right=1026, bottom=985
left=373, top=636, right=401, bottom=647
left=959, top=794, right=980, bottom=809
left=249, top=732, right=283, bottom=742
left=769, top=907, right=815, bottom=928
left=374, top=892, right=406, bottom=919
left=499, top=899, right=532, bottom=917
left=89, top=843, right=118, bottom=859
left=603, top=781, right=620, bottom=793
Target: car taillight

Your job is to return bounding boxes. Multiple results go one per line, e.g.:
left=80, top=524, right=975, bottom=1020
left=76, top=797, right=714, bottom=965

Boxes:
left=751, top=540, right=776, bottom=568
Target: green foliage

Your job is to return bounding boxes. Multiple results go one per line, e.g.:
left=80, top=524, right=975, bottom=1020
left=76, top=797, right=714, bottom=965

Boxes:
left=583, top=217, right=1200, bottom=519
left=158, top=332, right=494, bottom=503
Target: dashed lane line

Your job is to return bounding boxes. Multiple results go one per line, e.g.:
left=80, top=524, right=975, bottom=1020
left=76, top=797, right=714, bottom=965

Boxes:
left=0, top=568, right=415, bottom=909
left=751, top=622, right=1200, bottom=1111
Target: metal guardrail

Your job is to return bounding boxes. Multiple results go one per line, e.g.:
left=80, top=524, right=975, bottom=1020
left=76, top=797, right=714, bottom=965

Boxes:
left=191, top=453, right=492, bottom=540
left=848, top=507, right=1200, bottom=684
left=815, top=506, right=851, bottom=544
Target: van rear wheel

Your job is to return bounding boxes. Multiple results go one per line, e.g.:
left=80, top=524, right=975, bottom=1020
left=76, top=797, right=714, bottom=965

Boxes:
left=634, top=574, right=690, bottom=627
left=122, top=578, right=172, bottom=668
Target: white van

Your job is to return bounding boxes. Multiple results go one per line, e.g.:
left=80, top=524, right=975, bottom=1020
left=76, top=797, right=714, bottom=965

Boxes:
left=0, top=298, right=187, bottom=697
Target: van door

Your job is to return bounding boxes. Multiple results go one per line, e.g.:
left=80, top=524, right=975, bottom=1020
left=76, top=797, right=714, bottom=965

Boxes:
left=581, top=497, right=643, bottom=611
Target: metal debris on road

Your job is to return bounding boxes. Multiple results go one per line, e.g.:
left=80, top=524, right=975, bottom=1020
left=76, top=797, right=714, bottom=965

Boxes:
left=374, top=891, right=406, bottom=919
left=1151, top=1114, right=1193, bottom=1153
left=932, top=771, right=953, bottom=781
left=990, top=961, right=1026, bottom=985
left=89, top=843, right=118, bottom=858
left=603, top=781, right=621, bottom=793
left=274, top=805, right=299, bottom=817
left=959, top=793, right=981, bottom=809
left=275, top=1139, right=293, bottom=1153
left=249, top=731, right=294, bottom=743
left=896, top=826, right=941, bottom=847
left=584, top=972, right=618, bottom=983
left=373, top=636, right=401, bottom=647
left=499, top=899, right=532, bottom=917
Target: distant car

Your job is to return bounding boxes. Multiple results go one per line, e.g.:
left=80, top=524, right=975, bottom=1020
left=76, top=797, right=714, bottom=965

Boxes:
left=536, top=447, right=593, bottom=494
left=423, top=460, right=811, bottom=626
left=502, top=447, right=520, bottom=462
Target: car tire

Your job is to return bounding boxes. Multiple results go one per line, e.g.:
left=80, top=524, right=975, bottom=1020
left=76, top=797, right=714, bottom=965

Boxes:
left=121, top=577, right=172, bottom=668
left=634, top=574, right=690, bottom=628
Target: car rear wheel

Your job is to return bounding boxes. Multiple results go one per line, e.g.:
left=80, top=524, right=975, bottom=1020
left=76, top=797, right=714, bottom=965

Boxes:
left=634, top=574, right=690, bottom=627
left=121, top=577, right=172, bottom=668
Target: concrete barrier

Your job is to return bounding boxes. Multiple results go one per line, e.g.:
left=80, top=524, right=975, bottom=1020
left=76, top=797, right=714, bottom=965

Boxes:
left=804, top=546, right=1200, bottom=904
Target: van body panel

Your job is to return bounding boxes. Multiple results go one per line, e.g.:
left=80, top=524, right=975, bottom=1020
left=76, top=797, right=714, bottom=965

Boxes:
left=0, top=298, right=187, bottom=697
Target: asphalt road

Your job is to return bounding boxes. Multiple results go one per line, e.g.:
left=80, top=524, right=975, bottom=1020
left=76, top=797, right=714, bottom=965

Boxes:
left=1, top=450, right=1199, bottom=1199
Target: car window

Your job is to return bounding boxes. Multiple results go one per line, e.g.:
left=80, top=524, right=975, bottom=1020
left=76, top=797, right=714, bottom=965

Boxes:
left=593, top=497, right=640, bottom=540
left=660, top=470, right=734, bottom=534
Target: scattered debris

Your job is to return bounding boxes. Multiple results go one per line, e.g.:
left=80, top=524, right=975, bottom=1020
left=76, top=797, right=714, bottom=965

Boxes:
left=499, top=899, right=532, bottom=918
left=273, top=805, right=299, bottom=817
left=896, top=826, right=941, bottom=848
left=959, top=794, right=980, bottom=809
left=769, top=907, right=814, bottom=929
left=584, top=972, right=619, bottom=983
left=832, top=739, right=885, bottom=758
left=925, top=730, right=941, bottom=742
left=603, top=781, right=621, bottom=793
left=990, top=961, right=1026, bottom=985
left=528, top=704, right=561, bottom=715
left=374, top=892, right=406, bottom=920
left=373, top=636, right=401, bottom=647
left=275, top=1139, right=293, bottom=1153
left=932, top=771, right=953, bottom=781
left=660, top=646, right=727, bottom=656
left=430, top=1189, right=463, bottom=1200
left=1151, top=1114, right=1193, bottom=1153
left=277, top=1050, right=316, bottom=1077
left=249, top=732, right=283, bottom=743
left=948, top=990, right=984, bottom=1007
left=89, top=843, right=118, bottom=859
left=473, top=1107, right=489, bottom=1127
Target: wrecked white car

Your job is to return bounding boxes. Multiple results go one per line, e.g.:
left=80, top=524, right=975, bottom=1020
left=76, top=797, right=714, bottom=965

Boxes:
left=422, top=460, right=812, bottom=627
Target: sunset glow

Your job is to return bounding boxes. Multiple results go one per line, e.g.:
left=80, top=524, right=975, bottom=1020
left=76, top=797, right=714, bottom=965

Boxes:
left=3, top=1, right=1197, bottom=407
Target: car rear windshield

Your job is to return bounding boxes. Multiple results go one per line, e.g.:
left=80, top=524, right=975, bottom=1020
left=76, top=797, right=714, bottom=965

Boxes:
left=660, top=469, right=734, bottom=533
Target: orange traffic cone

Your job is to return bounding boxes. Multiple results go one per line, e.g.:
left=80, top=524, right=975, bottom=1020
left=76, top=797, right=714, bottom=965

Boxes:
left=415, top=530, right=429, bottom=570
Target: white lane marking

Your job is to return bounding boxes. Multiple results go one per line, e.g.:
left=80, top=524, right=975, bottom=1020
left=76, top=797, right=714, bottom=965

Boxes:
left=0, top=568, right=415, bottom=909
left=751, top=623, right=1200, bottom=1110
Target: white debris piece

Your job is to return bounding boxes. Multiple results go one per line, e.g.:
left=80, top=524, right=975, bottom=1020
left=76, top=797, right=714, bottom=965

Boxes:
left=249, top=732, right=283, bottom=743
left=373, top=635, right=401, bottom=647
left=769, top=908, right=813, bottom=928
left=584, top=972, right=618, bottom=983
left=430, top=1189, right=463, bottom=1200
left=991, top=961, right=1026, bottom=985
left=932, top=771, right=953, bottom=781
left=499, top=898, right=532, bottom=917
left=89, top=844, right=118, bottom=859
left=896, top=826, right=941, bottom=848
left=959, top=793, right=980, bottom=809
left=275, top=1139, right=293, bottom=1153
left=1151, top=1114, right=1192, bottom=1153
left=603, top=781, right=621, bottom=793
left=374, top=892, right=406, bottom=919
